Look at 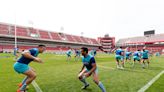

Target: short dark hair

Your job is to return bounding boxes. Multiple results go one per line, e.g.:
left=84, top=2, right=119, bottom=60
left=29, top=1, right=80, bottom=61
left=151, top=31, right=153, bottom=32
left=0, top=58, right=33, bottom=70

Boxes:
left=38, top=44, right=46, bottom=47
left=81, top=47, right=88, bottom=53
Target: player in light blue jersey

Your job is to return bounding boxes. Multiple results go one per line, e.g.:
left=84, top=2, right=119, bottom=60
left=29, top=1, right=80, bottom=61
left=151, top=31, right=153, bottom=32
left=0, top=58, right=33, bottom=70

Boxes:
left=155, top=52, right=160, bottom=57
left=141, top=47, right=150, bottom=68
left=74, top=49, right=81, bottom=61
left=89, top=49, right=97, bottom=57
left=78, top=47, right=106, bottom=92
left=13, top=45, right=46, bottom=92
left=132, top=50, right=141, bottom=67
left=66, top=49, right=72, bottom=61
left=125, top=51, right=132, bottom=62
left=115, top=47, right=124, bottom=69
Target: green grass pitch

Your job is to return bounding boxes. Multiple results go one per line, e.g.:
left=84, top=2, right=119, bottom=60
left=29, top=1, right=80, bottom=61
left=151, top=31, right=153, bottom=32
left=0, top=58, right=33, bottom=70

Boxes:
left=0, top=53, right=163, bottom=92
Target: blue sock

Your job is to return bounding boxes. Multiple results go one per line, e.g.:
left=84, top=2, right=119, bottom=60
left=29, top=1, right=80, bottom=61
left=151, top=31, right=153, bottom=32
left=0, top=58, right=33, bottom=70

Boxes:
left=98, top=82, right=106, bottom=92
left=20, top=83, right=27, bottom=91
left=22, top=77, right=28, bottom=85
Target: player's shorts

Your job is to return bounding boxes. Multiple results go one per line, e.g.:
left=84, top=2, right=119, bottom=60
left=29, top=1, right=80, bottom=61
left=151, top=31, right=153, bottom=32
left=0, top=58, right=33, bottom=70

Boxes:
left=126, top=56, right=130, bottom=60
left=75, top=54, right=80, bottom=57
left=115, top=55, right=124, bottom=61
left=142, top=57, right=148, bottom=59
left=133, top=56, right=140, bottom=61
left=115, top=55, right=121, bottom=60
left=86, top=68, right=98, bottom=75
left=13, top=62, right=29, bottom=74
left=67, top=54, right=71, bottom=57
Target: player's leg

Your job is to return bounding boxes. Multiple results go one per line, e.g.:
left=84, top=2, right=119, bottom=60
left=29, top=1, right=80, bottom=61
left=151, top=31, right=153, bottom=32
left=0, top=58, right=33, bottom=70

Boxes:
left=141, top=59, right=146, bottom=68
left=66, top=54, right=69, bottom=61
left=14, top=62, right=30, bottom=91
left=146, top=58, right=150, bottom=68
left=24, top=69, right=36, bottom=85
left=120, top=56, right=124, bottom=69
left=18, top=77, right=28, bottom=88
left=66, top=54, right=70, bottom=61
left=77, top=55, right=80, bottom=61
left=92, top=70, right=106, bottom=92
left=78, top=69, right=89, bottom=89
left=129, top=56, right=132, bottom=64
left=19, top=67, right=36, bottom=87
left=18, top=69, right=36, bottom=91
left=69, top=55, right=71, bottom=61
left=132, top=57, right=136, bottom=67
left=75, top=55, right=78, bottom=61
left=66, top=54, right=68, bottom=61
left=115, top=55, right=120, bottom=68
left=18, top=67, right=36, bottom=88
left=74, top=55, right=77, bottom=61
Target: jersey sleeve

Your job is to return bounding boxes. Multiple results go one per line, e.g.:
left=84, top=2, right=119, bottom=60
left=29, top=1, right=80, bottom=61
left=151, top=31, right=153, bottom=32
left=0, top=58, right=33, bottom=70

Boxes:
left=90, top=57, right=96, bottom=64
left=29, top=49, right=37, bottom=56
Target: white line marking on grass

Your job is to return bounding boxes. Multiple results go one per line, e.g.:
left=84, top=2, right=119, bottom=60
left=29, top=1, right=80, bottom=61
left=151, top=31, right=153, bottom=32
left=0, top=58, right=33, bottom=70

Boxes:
left=138, top=70, right=164, bottom=92
left=98, top=65, right=115, bottom=70
left=32, top=80, right=43, bottom=92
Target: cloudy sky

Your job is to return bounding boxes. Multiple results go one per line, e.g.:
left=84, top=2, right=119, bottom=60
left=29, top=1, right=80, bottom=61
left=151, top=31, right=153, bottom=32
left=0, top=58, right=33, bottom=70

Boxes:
left=0, top=0, right=164, bottom=41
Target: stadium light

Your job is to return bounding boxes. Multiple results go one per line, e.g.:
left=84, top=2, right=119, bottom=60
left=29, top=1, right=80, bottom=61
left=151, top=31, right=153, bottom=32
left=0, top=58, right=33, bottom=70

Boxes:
left=13, top=13, right=18, bottom=60
left=14, top=13, right=17, bottom=51
left=81, top=32, right=84, bottom=37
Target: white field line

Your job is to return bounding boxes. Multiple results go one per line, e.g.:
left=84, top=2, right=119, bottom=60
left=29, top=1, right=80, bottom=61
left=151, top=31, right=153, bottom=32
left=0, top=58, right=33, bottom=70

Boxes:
left=137, top=70, right=164, bottom=92
left=32, top=80, right=43, bottom=92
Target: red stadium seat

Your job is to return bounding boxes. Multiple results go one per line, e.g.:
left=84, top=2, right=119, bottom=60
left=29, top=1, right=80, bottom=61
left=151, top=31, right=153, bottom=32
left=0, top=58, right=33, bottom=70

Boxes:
left=0, top=24, right=9, bottom=35
left=50, top=32, right=62, bottom=40
left=65, top=34, right=76, bottom=42
left=72, top=36, right=83, bottom=43
left=39, top=30, right=51, bottom=39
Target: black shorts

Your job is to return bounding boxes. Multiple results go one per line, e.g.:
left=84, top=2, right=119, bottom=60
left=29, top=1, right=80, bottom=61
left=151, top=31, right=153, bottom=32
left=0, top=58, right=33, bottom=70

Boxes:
left=142, top=58, right=148, bottom=59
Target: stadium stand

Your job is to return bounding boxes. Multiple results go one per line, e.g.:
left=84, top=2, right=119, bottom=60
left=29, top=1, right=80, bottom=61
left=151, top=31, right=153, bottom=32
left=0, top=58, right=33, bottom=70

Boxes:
left=73, top=36, right=83, bottom=43
left=0, top=22, right=100, bottom=52
left=65, top=34, right=76, bottom=42
left=0, top=24, right=9, bottom=35
left=50, top=32, right=62, bottom=40
left=80, top=37, right=88, bottom=43
left=116, top=34, right=164, bottom=54
left=38, top=30, right=51, bottom=39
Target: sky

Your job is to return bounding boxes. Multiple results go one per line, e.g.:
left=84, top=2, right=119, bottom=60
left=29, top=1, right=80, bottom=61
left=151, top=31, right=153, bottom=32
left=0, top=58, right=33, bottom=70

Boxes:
left=0, top=0, right=164, bottom=41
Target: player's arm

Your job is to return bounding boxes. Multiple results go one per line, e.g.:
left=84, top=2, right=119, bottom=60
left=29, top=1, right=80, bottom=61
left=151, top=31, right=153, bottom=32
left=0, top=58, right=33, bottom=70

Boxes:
left=22, top=51, right=43, bottom=63
left=121, top=51, right=124, bottom=56
left=80, top=64, right=85, bottom=72
left=88, top=63, right=96, bottom=75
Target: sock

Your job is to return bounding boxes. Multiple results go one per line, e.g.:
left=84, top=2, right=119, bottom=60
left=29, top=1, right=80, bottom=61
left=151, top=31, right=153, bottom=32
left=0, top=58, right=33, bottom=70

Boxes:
left=147, top=62, right=149, bottom=67
left=121, top=64, right=124, bottom=68
left=117, top=64, right=120, bottom=68
left=142, top=63, right=145, bottom=68
left=98, top=82, right=106, bottom=92
left=22, top=77, right=28, bottom=85
left=20, top=83, right=27, bottom=91
left=132, top=62, right=135, bottom=67
left=80, top=76, right=88, bottom=86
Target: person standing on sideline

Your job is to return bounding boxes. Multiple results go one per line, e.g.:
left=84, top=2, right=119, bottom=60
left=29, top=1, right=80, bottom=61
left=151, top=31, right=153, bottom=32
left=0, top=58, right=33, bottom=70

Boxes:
left=66, top=48, right=72, bottom=61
